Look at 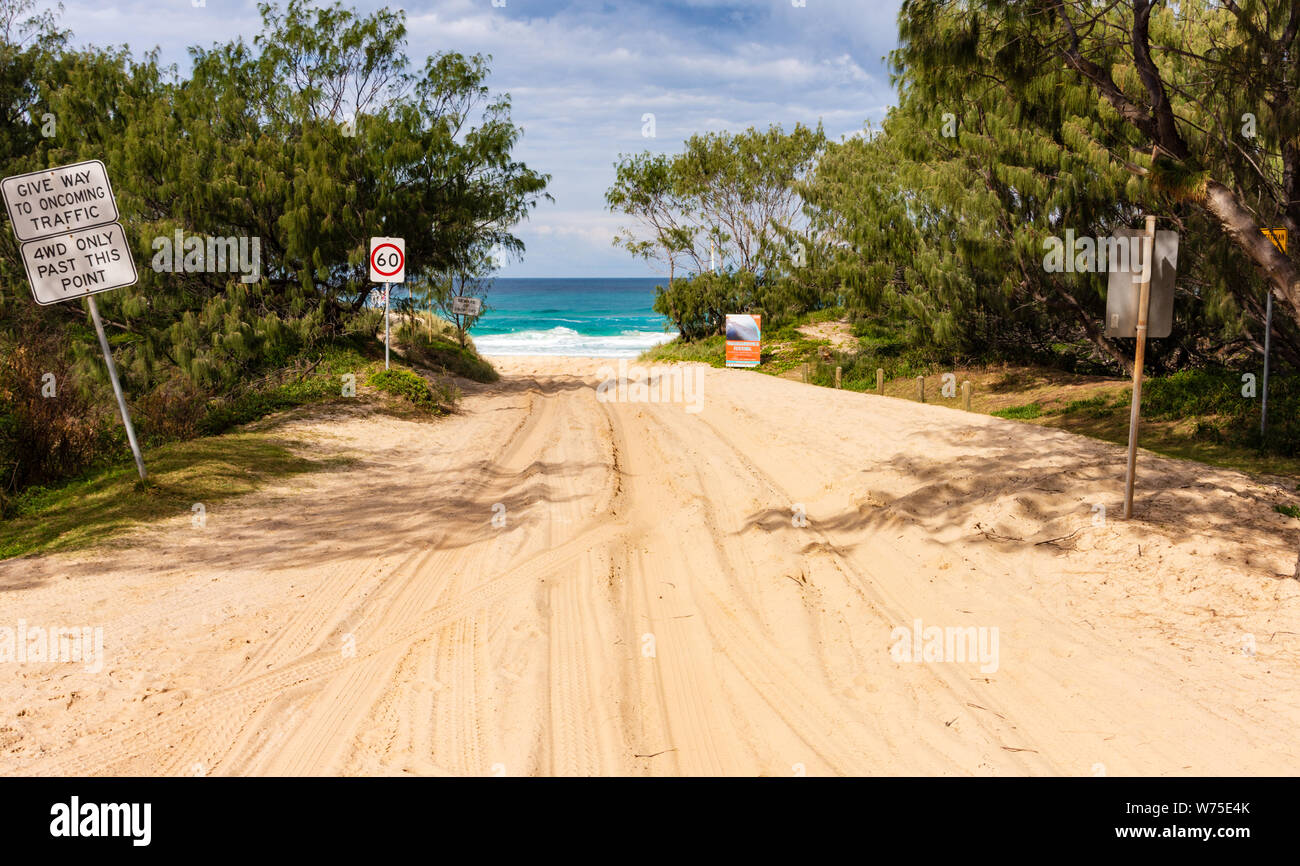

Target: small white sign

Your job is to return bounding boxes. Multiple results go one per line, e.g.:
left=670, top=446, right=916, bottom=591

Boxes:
left=20, top=222, right=138, bottom=305
left=3, top=159, right=120, bottom=242
left=450, top=296, right=482, bottom=316
left=369, top=236, right=405, bottom=283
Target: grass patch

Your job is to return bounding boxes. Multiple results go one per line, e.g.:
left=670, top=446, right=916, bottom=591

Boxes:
left=199, top=341, right=377, bottom=435
left=800, top=306, right=847, bottom=325
left=991, top=402, right=1045, bottom=420
left=199, top=336, right=472, bottom=433
left=762, top=337, right=831, bottom=374
left=0, top=431, right=345, bottom=560
left=640, top=335, right=726, bottom=367
left=200, top=369, right=347, bottom=434
left=366, top=368, right=451, bottom=413
left=1275, top=504, right=1300, bottom=519
left=1058, top=394, right=1114, bottom=417
left=407, top=336, right=499, bottom=383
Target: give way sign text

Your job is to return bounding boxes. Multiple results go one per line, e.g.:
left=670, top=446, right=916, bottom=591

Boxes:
left=2, top=159, right=119, bottom=242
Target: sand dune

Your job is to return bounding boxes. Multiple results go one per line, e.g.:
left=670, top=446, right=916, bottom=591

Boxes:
left=1, top=356, right=1298, bottom=776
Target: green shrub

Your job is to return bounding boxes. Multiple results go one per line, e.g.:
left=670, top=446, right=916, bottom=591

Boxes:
left=198, top=344, right=373, bottom=435
left=1142, top=369, right=1242, bottom=419
left=653, top=272, right=761, bottom=340
left=366, top=368, right=450, bottom=413
left=199, top=376, right=340, bottom=434
left=1143, top=368, right=1299, bottom=455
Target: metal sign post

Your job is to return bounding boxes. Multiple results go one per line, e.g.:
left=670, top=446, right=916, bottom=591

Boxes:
left=1262, top=288, right=1273, bottom=438
left=1123, top=215, right=1157, bottom=519
left=87, top=296, right=147, bottom=481
left=1261, top=229, right=1287, bottom=438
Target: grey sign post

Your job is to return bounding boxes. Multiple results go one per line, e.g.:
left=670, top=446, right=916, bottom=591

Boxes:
left=2, top=160, right=146, bottom=481
left=1263, top=285, right=1274, bottom=438
left=1260, top=229, right=1287, bottom=438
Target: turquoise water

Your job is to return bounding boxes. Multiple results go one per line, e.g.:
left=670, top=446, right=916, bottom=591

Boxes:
left=469, top=277, right=674, bottom=357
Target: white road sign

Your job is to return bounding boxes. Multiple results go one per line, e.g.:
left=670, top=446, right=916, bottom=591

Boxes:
left=2, top=159, right=120, bottom=242
left=369, top=236, right=405, bottom=283
left=21, top=222, right=138, bottom=305
left=450, top=296, right=482, bottom=316
left=3, top=158, right=147, bottom=480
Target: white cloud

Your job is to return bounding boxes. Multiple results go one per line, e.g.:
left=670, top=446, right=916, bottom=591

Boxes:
left=33, top=0, right=904, bottom=276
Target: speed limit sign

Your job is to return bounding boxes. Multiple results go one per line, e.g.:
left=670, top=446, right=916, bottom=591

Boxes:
left=369, top=237, right=405, bottom=283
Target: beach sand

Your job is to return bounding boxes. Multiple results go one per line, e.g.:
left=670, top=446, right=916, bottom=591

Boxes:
left=1, top=355, right=1298, bottom=775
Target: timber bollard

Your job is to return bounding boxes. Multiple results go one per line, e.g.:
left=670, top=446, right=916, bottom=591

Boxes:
left=835, top=366, right=842, bottom=389
left=962, top=380, right=971, bottom=411
left=876, top=368, right=884, bottom=395
left=916, top=375, right=925, bottom=403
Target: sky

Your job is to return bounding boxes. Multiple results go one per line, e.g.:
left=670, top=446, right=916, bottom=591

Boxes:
left=37, top=0, right=904, bottom=276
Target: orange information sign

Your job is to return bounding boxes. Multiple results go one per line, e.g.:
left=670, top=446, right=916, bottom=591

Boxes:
left=725, top=313, right=761, bottom=367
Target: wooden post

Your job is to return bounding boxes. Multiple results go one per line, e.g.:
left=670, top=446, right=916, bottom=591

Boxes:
left=962, top=380, right=971, bottom=411
left=802, top=362, right=809, bottom=383
left=876, top=368, right=884, bottom=395
left=834, top=366, right=842, bottom=389
left=916, top=375, right=925, bottom=403
left=1123, top=215, right=1157, bottom=519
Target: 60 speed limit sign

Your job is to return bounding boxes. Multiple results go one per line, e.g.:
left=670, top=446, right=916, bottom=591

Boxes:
left=369, top=236, right=405, bottom=283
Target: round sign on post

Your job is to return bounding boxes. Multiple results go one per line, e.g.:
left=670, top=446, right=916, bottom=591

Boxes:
left=369, top=236, right=404, bottom=371
left=369, top=237, right=405, bottom=283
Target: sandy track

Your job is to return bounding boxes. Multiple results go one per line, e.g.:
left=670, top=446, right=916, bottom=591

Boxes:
left=2, top=356, right=1298, bottom=776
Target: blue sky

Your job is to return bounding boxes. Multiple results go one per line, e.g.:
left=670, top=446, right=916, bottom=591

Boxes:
left=38, top=0, right=903, bottom=276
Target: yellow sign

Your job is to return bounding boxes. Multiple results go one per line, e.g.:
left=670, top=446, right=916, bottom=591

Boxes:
left=1263, top=228, right=1287, bottom=254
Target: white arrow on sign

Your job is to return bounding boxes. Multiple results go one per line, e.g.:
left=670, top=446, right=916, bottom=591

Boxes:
left=2, top=159, right=120, bottom=242
left=21, top=222, right=138, bottom=305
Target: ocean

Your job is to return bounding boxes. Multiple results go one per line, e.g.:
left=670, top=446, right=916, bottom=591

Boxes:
left=469, top=277, right=675, bottom=357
